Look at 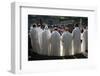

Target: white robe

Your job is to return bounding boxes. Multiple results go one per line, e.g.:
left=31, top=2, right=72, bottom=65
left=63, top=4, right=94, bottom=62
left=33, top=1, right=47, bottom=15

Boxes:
left=36, top=27, right=44, bottom=54
left=50, top=31, right=61, bottom=56
left=62, top=31, right=73, bottom=56
left=81, top=33, right=84, bottom=53
left=81, top=29, right=88, bottom=53
left=41, top=29, right=51, bottom=56
left=72, top=27, right=81, bottom=54
left=30, top=27, right=40, bottom=54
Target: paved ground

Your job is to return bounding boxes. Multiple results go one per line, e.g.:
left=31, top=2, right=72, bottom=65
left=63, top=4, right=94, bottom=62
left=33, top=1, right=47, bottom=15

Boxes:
left=28, top=49, right=88, bottom=61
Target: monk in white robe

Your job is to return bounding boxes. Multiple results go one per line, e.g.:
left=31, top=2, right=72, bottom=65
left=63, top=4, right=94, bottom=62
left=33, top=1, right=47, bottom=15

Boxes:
left=81, top=27, right=88, bottom=53
left=80, top=28, right=84, bottom=52
left=36, top=26, right=44, bottom=54
left=41, top=25, right=51, bottom=56
left=30, top=24, right=40, bottom=54
left=50, top=28, right=61, bottom=56
left=72, top=24, right=81, bottom=55
left=62, top=27, right=73, bottom=56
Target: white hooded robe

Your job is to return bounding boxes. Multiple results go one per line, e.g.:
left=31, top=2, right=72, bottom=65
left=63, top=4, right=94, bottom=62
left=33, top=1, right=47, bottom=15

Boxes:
left=50, top=31, right=61, bottom=56
left=62, top=31, right=73, bottom=56
left=30, top=27, right=40, bottom=54
left=36, top=27, right=44, bottom=54
left=81, top=29, right=88, bottom=53
left=72, top=27, right=81, bottom=54
left=41, top=27, right=51, bottom=56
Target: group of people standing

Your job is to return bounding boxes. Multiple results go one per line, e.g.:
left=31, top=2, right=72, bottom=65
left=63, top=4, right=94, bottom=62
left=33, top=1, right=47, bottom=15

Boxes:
left=29, top=23, right=88, bottom=57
